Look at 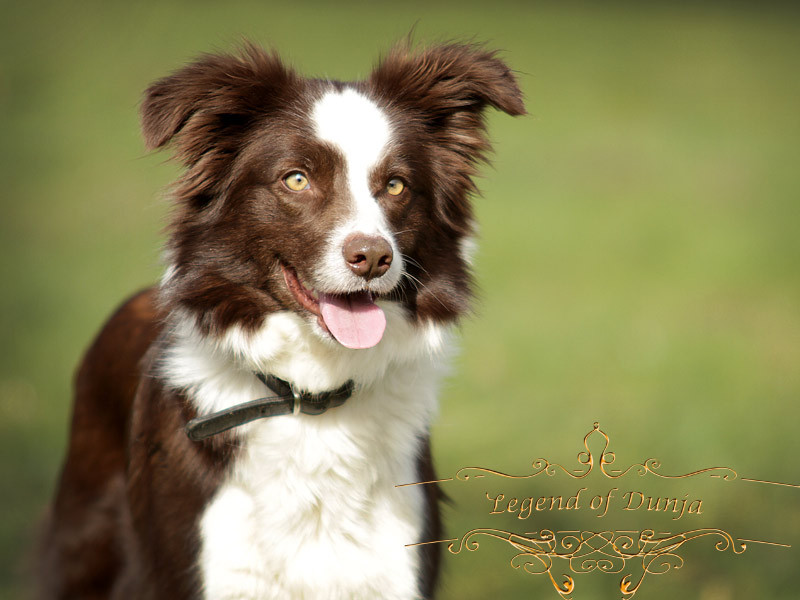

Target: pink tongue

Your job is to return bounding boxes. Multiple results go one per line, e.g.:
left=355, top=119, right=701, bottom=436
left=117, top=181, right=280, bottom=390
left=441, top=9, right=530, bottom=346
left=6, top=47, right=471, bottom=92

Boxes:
left=318, top=292, right=386, bottom=349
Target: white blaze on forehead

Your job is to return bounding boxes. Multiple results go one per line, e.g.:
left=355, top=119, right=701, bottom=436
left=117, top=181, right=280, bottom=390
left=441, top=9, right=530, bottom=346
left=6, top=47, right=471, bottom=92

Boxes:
left=311, top=89, right=392, bottom=234
left=312, top=88, right=392, bottom=177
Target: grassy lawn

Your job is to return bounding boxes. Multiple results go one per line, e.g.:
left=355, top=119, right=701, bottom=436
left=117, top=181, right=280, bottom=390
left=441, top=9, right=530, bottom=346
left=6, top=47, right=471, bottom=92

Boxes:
left=2, top=2, right=798, bottom=598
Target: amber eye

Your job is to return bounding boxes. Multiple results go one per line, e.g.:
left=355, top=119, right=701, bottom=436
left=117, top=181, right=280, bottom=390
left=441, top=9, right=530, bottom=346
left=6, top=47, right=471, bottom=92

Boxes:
left=283, top=172, right=310, bottom=191
left=386, top=178, right=405, bottom=196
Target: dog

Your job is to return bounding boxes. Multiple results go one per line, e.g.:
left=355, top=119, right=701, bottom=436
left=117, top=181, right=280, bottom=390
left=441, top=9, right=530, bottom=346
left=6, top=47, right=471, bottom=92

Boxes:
left=38, top=42, right=524, bottom=599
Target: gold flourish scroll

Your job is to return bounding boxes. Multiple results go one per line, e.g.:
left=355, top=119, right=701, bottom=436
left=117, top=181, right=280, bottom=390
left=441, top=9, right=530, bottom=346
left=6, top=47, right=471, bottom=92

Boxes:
left=429, top=528, right=746, bottom=599
left=451, top=422, right=738, bottom=483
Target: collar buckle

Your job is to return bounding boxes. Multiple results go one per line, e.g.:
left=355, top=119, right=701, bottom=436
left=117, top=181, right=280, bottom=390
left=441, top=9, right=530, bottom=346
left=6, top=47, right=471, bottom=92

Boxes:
left=291, top=389, right=303, bottom=416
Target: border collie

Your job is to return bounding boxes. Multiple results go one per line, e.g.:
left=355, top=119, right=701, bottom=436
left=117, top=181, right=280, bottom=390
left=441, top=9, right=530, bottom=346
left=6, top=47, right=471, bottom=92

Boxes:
left=39, top=42, right=524, bottom=599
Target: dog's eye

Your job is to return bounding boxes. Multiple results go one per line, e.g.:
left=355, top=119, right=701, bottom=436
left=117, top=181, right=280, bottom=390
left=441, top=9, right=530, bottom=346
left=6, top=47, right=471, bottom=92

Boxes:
left=386, top=178, right=405, bottom=196
left=283, top=172, right=310, bottom=192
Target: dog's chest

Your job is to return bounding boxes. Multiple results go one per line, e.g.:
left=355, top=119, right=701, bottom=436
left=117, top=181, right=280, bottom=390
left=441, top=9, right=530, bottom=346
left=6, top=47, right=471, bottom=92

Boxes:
left=161, top=311, right=448, bottom=598
left=195, top=383, right=434, bottom=599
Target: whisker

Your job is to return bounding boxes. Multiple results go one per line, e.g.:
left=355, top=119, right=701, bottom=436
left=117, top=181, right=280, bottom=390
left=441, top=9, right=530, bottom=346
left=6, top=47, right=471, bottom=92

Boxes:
left=399, top=253, right=432, bottom=279
left=401, top=270, right=450, bottom=311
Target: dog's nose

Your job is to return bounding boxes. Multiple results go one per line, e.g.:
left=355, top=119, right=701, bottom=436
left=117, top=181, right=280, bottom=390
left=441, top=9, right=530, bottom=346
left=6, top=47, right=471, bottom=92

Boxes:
left=342, top=234, right=393, bottom=280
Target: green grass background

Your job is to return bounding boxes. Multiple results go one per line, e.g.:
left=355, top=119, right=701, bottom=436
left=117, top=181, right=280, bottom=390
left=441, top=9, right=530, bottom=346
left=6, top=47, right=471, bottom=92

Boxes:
left=1, top=1, right=798, bottom=598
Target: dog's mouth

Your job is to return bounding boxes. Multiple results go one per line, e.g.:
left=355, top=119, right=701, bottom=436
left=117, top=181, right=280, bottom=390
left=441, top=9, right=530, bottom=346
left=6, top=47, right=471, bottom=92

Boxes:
left=281, top=264, right=386, bottom=350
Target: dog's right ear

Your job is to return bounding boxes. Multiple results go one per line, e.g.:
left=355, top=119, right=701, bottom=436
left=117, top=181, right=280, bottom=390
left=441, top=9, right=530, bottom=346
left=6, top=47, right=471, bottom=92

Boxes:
left=140, top=44, right=296, bottom=154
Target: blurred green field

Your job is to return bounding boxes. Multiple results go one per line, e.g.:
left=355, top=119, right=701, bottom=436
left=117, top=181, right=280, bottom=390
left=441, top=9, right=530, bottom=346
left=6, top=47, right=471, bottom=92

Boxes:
left=1, top=1, right=798, bottom=598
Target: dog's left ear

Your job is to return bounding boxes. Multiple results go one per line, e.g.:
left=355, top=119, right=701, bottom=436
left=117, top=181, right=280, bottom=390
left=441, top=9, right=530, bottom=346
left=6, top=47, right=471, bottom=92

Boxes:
left=368, top=43, right=525, bottom=232
left=368, top=42, right=525, bottom=121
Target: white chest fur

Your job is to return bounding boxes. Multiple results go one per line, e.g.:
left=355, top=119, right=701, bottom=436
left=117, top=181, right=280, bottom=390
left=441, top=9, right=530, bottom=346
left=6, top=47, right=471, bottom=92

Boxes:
left=162, top=305, right=450, bottom=599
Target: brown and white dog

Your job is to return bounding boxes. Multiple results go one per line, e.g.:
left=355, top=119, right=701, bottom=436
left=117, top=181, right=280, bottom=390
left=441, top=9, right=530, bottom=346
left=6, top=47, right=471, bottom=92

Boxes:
left=39, top=43, right=524, bottom=599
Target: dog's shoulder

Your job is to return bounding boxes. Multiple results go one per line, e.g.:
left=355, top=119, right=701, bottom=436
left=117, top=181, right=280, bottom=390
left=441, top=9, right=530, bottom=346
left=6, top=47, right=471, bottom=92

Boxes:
left=77, top=287, right=164, bottom=406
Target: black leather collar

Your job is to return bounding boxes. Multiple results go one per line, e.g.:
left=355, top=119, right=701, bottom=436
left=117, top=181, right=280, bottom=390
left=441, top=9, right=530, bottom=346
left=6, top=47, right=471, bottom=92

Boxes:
left=185, top=373, right=354, bottom=441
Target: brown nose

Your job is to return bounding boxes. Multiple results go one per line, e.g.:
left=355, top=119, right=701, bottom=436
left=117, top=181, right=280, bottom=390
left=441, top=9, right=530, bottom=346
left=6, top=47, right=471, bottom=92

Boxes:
left=342, top=234, right=393, bottom=280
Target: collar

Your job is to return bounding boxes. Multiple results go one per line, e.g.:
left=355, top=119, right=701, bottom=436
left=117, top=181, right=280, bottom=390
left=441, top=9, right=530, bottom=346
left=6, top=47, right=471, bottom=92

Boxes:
left=185, top=373, right=354, bottom=441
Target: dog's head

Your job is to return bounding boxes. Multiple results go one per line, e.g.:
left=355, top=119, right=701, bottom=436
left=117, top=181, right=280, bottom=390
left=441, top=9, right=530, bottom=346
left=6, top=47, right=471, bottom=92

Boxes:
left=143, top=43, right=524, bottom=349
